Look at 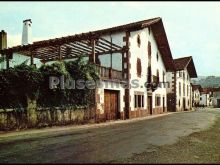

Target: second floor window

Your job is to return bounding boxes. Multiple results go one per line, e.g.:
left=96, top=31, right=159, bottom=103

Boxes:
left=148, top=41, right=151, bottom=57
left=163, top=71, right=165, bottom=82
left=183, top=83, right=185, bottom=96
left=179, top=82, right=181, bottom=96
left=187, top=85, right=189, bottom=96
left=137, top=58, right=142, bottom=77
left=137, top=34, right=141, bottom=47
left=156, top=69, right=160, bottom=83
left=179, top=71, right=182, bottom=77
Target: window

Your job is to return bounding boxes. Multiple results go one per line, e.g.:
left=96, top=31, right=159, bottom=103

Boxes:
left=163, top=71, right=165, bottom=82
left=179, top=82, right=181, bottom=96
left=183, top=83, right=185, bottom=96
left=147, top=66, right=152, bottom=83
left=167, top=82, right=170, bottom=88
left=155, top=95, right=161, bottom=106
left=156, top=52, right=159, bottom=61
left=183, top=72, right=185, bottom=80
left=134, top=93, right=144, bottom=108
left=148, top=41, right=151, bottom=56
left=156, top=69, right=160, bottom=83
left=142, top=95, right=144, bottom=107
left=179, top=71, right=182, bottom=77
left=187, top=85, right=189, bottom=96
left=179, top=100, right=181, bottom=107
left=137, top=58, right=142, bottom=77
left=137, top=34, right=141, bottom=47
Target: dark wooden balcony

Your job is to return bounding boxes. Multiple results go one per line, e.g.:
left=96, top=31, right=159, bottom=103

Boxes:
left=96, top=65, right=124, bottom=80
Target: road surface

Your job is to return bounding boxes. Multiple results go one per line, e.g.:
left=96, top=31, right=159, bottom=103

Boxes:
left=0, top=108, right=218, bottom=163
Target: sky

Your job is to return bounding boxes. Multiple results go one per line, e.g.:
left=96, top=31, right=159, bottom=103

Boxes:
left=0, top=2, right=220, bottom=76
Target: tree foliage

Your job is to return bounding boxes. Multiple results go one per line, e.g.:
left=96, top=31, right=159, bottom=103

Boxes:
left=0, top=57, right=99, bottom=110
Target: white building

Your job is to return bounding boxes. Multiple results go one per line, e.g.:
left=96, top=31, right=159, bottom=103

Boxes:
left=1, top=17, right=176, bottom=120
left=213, top=89, right=220, bottom=108
left=200, top=88, right=213, bottom=107
left=94, top=17, right=175, bottom=119
left=167, top=56, right=197, bottom=111
left=192, top=84, right=202, bottom=107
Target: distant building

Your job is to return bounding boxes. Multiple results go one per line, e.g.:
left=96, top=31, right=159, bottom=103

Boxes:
left=211, top=88, right=220, bottom=108
left=192, top=84, right=202, bottom=107
left=167, top=56, right=197, bottom=111
left=200, top=88, right=213, bottom=107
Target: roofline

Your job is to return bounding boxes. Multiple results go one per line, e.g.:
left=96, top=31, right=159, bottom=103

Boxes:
left=23, top=19, right=32, bottom=23
left=173, top=56, right=192, bottom=69
left=0, top=17, right=175, bottom=70
left=173, top=56, right=197, bottom=78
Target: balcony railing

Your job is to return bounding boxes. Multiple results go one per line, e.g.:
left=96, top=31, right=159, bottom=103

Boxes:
left=96, top=65, right=124, bottom=80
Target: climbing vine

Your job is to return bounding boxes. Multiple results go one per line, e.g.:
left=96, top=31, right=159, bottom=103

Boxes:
left=0, top=57, right=99, bottom=110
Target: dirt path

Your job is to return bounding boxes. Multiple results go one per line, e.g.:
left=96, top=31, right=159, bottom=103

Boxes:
left=0, top=108, right=218, bottom=163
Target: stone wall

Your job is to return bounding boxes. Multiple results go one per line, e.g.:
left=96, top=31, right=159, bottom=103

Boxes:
left=0, top=107, right=96, bottom=131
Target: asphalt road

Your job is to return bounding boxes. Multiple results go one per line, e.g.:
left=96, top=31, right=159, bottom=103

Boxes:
left=0, top=108, right=218, bottom=163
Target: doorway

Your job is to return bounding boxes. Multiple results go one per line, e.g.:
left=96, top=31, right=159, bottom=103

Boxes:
left=163, top=96, right=165, bottom=112
left=104, top=90, right=120, bottom=120
left=148, top=96, right=153, bottom=115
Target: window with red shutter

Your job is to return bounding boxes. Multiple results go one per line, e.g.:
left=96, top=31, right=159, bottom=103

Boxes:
left=156, top=69, right=160, bottom=83
left=137, top=58, right=142, bottom=77
left=137, top=34, right=141, bottom=47
left=148, top=41, right=151, bottom=56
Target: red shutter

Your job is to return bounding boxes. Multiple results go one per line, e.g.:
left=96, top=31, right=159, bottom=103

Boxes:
left=148, top=41, right=151, bottom=56
left=137, top=58, right=142, bottom=77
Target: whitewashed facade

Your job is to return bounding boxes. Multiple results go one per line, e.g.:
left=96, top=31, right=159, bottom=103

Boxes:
left=167, top=56, right=197, bottom=112
left=96, top=23, right=171, bottom=119
left=1, top=17, right=176, bottom=120
left=192, top=84, right=201, bottom=107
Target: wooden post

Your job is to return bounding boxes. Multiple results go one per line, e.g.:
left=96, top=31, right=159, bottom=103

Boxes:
left=6, top=54, right=9, bottom=69
left=90, top=39, right=96, bottom=63
left=30, top=51, right=34, bottom=65
left=58, top=45, right=62, bottom=61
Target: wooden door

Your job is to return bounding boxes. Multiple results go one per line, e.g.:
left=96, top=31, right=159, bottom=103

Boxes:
left=104, top=90, right=119, bottom=120
left=148, top=96, right=153, bottom=115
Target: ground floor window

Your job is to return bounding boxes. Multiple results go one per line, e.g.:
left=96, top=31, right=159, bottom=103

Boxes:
left=134, top=93, right=144, bottom=108
left=155, top=95, right=161, bottom=106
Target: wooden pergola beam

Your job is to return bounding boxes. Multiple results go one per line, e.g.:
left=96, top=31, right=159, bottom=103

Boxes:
left=67, top=43, right=92, bottom=54
left=44, top=47, right=126, bottom=62
left=64, top=44, right=90, bottom=55
left=99, top=38, right=122, bottom=49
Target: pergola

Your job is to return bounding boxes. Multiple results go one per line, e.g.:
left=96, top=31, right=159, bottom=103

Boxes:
left=0, top=32, right=128, bottom=68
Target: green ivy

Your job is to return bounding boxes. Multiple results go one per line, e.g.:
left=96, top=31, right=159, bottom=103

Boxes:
left=0, top=57, right=100, bottom=109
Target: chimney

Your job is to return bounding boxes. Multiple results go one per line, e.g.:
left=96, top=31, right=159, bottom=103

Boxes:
left=0, top=30, right=7, bottom=50
left=22, top=19, right=32, bottom=45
